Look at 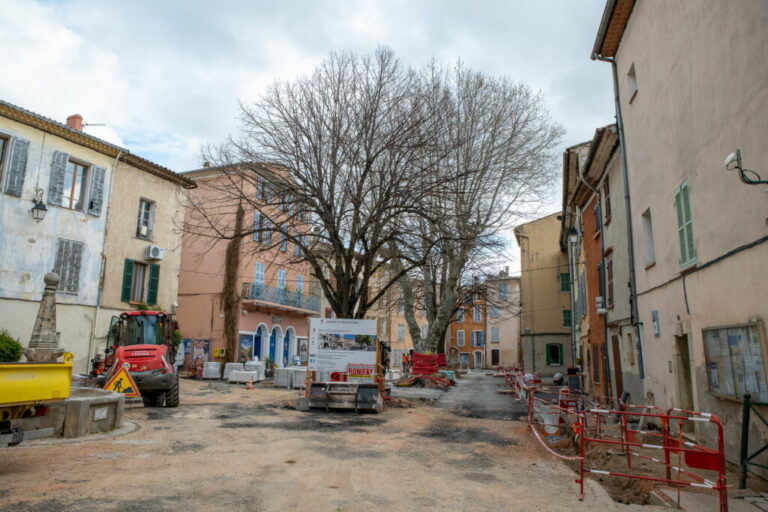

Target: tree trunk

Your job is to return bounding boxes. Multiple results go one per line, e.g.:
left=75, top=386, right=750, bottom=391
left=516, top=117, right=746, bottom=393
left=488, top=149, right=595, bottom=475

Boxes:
left=222, top=204, right=244, bottom=363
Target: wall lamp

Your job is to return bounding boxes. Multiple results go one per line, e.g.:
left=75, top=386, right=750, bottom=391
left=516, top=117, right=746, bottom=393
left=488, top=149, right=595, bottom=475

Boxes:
left=567, top=227, right=579, bottom=245
left=30, top=188, right=47, bottom=223
left=725, top=150, right=768, bottom=186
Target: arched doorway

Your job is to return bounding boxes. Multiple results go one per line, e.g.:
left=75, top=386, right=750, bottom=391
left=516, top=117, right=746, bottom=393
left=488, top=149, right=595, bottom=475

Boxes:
left=254, top=324, right=269, bottom=362
left=284, top=327, right=296, bottom=367
left=269, top=326, right=283, bottom=367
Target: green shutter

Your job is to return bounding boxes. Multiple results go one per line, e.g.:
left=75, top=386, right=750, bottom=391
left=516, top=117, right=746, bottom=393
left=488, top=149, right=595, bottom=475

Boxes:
left=560, top=272, right=570, bottom=292
left=147, top=264, right=160, bottom=305
left=675, top=182, right=696, bottom=267
left=563, top=309, right=572, bottom=327
left=121, top=259, right=134, bottom=302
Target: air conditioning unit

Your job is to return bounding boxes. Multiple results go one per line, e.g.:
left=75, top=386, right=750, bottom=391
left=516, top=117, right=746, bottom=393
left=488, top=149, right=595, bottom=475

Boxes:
left=145, top=245, right=165, bottom=261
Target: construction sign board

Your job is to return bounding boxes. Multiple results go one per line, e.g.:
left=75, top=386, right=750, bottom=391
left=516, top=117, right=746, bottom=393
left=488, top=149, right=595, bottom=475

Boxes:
left=308, top=318, right=376, bottom=382
left=103, top=366, right=141, bottom=397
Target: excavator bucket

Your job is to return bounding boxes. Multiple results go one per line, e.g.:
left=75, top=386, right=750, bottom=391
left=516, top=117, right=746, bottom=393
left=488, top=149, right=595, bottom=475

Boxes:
left=308, top=382, right=383, bottom=413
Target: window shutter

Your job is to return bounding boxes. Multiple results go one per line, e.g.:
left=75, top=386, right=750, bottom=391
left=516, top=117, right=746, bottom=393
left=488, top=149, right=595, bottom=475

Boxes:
left=48, top=151, right=69, bottom=205
left=147, top=264, right=160, bottom=305
left=253, top=212, right=261, bottom=241
left=4, top=137, right=29, bottom=196
left=546, top=344, right=552, bottom=365
left=121, top=259, right=134, bottom=302
left=53, top=238, right=84, bottom=294
left=87, top=166, right=106, bottom=216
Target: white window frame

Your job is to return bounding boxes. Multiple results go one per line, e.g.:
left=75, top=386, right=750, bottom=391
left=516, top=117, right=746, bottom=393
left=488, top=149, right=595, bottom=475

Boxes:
left=473, top=305, right=482, bottom=322
left=397, top=324, right=405, bottom=341
left=277, top=269, right=286, bottom=289
left=136, top=198, right=155, bottom=240
left=296, top=274, right=304, bottom=293
left=457, top=330, right=465, bottom=347
left=491, top=327, right=500, bottom=343
left=255, top=263, right=265, bottom=284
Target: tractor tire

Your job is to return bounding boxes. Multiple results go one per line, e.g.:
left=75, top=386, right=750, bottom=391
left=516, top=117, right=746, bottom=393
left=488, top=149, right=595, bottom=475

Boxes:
left=165, top=376, right=180, bottom=408
left=142, top=392, right=165, bottom=408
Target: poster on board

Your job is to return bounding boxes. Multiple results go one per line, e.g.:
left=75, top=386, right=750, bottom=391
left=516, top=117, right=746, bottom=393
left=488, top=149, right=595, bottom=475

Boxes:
left=308, top=318, right=376, bottom=382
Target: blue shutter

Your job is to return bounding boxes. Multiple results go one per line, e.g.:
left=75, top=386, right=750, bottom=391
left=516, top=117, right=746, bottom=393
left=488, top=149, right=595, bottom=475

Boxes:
left=4, top=137, right=29, bottom=196
left=87, top=166, right=106, bottom=216
left=48, top=151, right=69, bottom=205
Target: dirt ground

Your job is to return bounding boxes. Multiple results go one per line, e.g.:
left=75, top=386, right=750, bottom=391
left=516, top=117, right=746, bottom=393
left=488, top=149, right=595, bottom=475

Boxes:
left=0, top=374, right=661, bottom=512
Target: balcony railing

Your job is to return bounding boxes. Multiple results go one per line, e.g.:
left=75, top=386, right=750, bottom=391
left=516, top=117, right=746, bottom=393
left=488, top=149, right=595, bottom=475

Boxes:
left=241, top=282, right=320, bottom=312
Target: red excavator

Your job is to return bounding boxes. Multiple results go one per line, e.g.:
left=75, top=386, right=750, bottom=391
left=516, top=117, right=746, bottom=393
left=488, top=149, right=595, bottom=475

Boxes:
left=91, top=311, right=179, bottom=408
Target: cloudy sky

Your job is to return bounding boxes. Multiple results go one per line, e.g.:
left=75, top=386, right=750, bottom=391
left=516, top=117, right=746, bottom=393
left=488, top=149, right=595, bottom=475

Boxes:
left=0, top=0, right=615, bottom=268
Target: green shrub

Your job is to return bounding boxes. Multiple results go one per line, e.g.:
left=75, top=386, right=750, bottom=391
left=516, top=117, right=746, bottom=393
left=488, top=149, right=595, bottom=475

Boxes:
left=0, top=330, right=23, bottom=363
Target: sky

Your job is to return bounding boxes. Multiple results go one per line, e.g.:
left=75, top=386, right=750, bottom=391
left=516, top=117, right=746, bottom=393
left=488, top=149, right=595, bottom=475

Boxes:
left=0, top=0, right=615, bottom=271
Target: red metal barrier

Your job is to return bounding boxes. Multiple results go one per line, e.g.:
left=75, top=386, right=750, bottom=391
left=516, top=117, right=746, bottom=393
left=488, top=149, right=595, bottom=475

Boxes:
left=577, top=408, right=728, bottom=512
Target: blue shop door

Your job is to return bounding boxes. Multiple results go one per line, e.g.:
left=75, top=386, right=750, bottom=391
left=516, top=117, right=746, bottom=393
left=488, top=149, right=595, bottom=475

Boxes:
left=269, top=329, right=277, bottom=362
left=253, top=332, right=262, bottom=360
left=283, top=333, right=290, bottom=367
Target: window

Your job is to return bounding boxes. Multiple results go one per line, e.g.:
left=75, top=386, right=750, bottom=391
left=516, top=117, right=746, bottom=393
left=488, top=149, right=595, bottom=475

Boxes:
left=473, top=305, right=482, bottom=322
left=627, top=63, right=638, bottom=101
left=606, top=257, right=614, bottom=308
left=546, top=344, right=563, bottom=366
left=560, top=272, right=570, bottom=292
left=642, top=209, right=656, bottom=266
left=563, top=309, right=572, bottom=328
left=592, top=344, right=600, bottom=383
left=255, top=263, right=265, bottom=284
left=53, top=238, right=84, bottom=294
left=279, top=230, right=288, bottom=252
left=603, top=177, right=611, bottom=222
left=490, top=305, right=499, bottom=319
left=457, top=330, right=465, bottom=347
left=491, top=327, right=500, bottom=343
left=471, top=330, right=484, bottom=347
left=397, top=299, right=404, bottom=314
left=136, top=199, right=155, bottom=239
left=120, top=259, right=159, bottom=304
left=61, top=160, right=87, bottom=210
left=296, top=275, right=304, bottom=294
left=674, top=181, right=696, bottom=268
left=421, top=324, right=429, bottom=339
left=704, top=324, right=768, bottom=402
left=499, top=283, right=508, bottom=301
left=457, top=307, right=464, bottom=323
left=293, top=236, right=301, bottom=256
left=397, top=324, right=405, bottom=341
left=277, top=269, right=286, bottom=289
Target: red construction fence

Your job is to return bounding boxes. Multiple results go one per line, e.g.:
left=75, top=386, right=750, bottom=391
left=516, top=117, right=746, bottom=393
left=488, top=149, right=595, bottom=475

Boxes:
left=504, top=371, right=729, bottom=512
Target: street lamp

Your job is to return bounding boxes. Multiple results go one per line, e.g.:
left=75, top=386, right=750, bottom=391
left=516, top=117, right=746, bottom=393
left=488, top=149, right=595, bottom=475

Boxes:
left=568, top=227, right=579, bottom=245
left=30, top=188, right=47, bottom=223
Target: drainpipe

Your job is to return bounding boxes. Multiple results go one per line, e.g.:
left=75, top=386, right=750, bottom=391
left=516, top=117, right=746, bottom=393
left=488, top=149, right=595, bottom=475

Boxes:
left=592, top=53, right=645, bottom=380
left=88, top=150, right=123, bottom=366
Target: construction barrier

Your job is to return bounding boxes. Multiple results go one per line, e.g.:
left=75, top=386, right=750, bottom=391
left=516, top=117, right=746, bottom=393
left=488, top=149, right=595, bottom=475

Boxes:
left=524, top=385, right=728, bottom=512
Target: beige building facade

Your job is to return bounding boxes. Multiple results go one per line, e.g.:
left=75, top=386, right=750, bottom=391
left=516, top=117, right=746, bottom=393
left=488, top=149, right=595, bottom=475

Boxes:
left=593, top=0, right=768, bottom=468
left=486, top=271, right=521, bottom=368
left=515, top=213, right=572, bottom=377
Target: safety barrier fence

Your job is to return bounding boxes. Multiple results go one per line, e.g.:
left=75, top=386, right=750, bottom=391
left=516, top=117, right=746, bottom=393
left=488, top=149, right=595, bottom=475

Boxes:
left=523, top=383, right=728, bottom=512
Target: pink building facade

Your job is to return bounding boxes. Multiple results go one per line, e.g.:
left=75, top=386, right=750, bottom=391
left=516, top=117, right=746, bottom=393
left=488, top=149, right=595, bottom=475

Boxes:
left=177, top=164, right=318, bottom=368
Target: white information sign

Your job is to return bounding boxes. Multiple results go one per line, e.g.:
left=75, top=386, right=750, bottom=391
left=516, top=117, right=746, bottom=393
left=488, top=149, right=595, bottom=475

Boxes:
left=308, top=318, right=377, bottom=380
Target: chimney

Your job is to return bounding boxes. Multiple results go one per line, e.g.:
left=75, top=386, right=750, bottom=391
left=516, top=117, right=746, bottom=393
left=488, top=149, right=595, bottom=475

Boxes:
left=505, top=266, right=509, bottom=276
left=66, top=114, right=83, bottom=131
left=202, top=161, right=211, bottom=168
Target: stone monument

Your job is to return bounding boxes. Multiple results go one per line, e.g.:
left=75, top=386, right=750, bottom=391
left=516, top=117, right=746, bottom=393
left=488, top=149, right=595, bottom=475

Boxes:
left=25, top=272, right=65, bottom=363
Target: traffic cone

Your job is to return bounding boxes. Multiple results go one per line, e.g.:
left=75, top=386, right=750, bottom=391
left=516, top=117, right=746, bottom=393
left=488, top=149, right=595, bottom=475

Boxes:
left=246, top=376, right=253, bottom=390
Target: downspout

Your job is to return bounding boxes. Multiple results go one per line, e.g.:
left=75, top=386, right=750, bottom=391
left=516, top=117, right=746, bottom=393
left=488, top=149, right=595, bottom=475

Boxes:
left=88, top=150, right=123, bottom=365
left=516, top=231, right=533, bottom=372
left=593, top=52, right=645, bottom=379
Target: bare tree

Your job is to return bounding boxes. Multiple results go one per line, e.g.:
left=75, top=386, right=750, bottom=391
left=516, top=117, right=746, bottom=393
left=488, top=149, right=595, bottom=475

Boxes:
left=393, top=63, right=563, bottom=353
left=186, top=47, right=455, bottom=319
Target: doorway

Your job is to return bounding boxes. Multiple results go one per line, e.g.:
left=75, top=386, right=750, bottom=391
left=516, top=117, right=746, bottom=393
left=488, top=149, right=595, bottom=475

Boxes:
left=474, top=351, right=483, bottom=369
left=676, top=335, right=694, bottom=411
left=491, top=349, right=500, bottom=366
left=611, top=335, right=624, bottom=399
